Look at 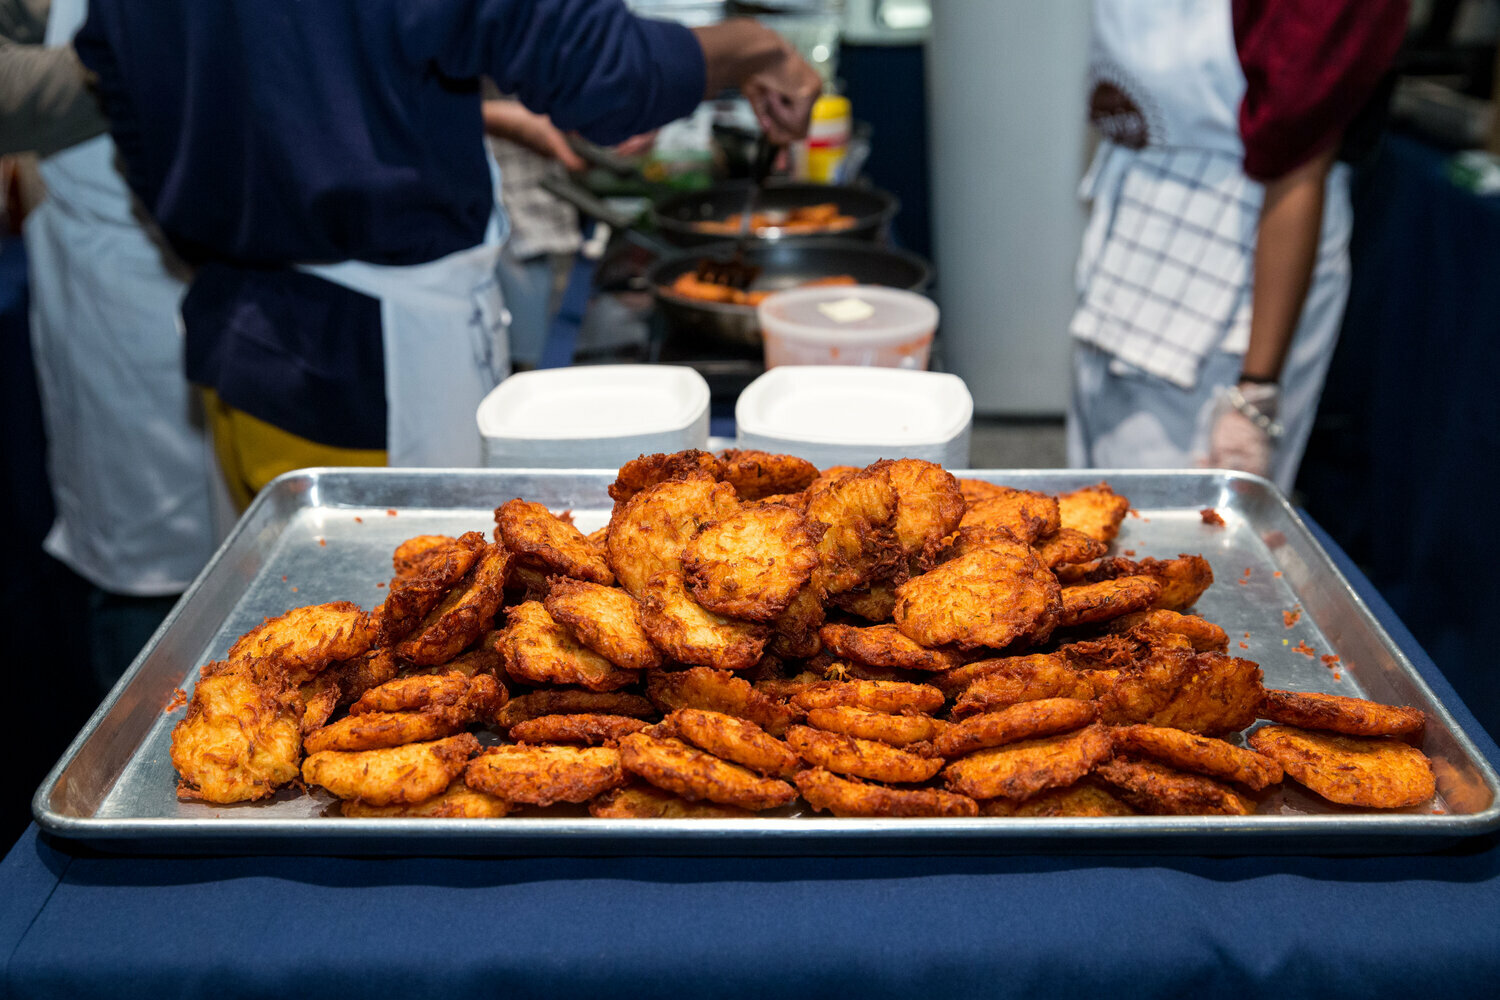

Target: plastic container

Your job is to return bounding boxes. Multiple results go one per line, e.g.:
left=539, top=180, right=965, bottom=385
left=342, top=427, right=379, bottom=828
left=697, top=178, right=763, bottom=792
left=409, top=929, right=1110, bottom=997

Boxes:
left=477, top=365, right=709, bottom=468
left=735, top=365, right=973, bottom=468
left=757, top=284, right=940, bottom=370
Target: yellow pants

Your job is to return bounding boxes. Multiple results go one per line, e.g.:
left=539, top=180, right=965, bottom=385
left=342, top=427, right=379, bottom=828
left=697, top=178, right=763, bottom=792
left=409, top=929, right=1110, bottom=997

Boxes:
left=203, top=390, right=386, bottom=510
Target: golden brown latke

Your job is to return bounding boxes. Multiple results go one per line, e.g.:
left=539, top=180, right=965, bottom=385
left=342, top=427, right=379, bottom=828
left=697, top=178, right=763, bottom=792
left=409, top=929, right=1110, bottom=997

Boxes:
left=171, top=661, right=303, bottom=804
left=349, top=671, right=471, bottom=715
left=394, top=543, right=509, bottom=666
left=508, top=713, right=650, bottom=746
left=638, top=573, right=769, bottom=671
left=980, top=779, right=1137, bottom=817
left=1111, top=724, right=1283, bottom=791
left=717, top=449, right=819, bottom=501
left=588, top=784, right=755, bottom=819
left=767, top=585, right=827, bottom=659
left=495, top=689, right=656, bottom=730
left=1033, top=528, right=1109, bottom=570
left=893, top=535, right=1062, bottom=651
left=497, top=600, right=640, bottom=692
left=955, top=478, right=1012, bottom=504
left=1055, top=482, right=1131, bottom=543
left=959, top=488, right=1061, bottom=544
left=804, top=705, right=948, bottom=747
left=785, top=725, right=944, bottom=783
left=341, top=779, right=509, bottom=818
left=1108, top=609, right=1228, bottom=652
left=609, top=450, right=726, bottom=504
left=804, top=463, right=901, bottom=599
left=465, top=745, right=626, bottom=806
left=494, top=498, right=615, bottom=585
left=606, top=476, right=741, bottom=598
left=302, top=733, right=479, bottom=807
left=818, top=623, right=963, bottom=672
left=1093, top=757, right=1257, bottom=815
left=377, top=531, right=488, bottom=644
left=299, top=674, right=342, bottom=734
left=875, top=458, right=966, bottom=575
left=302, top=704, right=471, bottom=754
left=790, top=678, right=946, bottom=715
left=618, top=732, right=797, bottom=810
left=1248, top=725, right=1435, bottom=808
left=942, top=724, right=1113, bottom=801
left=1259, top=689, right=1426, bottom=738
left=662, top=708, right=801, bottom=779
left=947, top=654, right=1095, bottom=717
left=795, top=768, right=978, bottom=818
left=934, top=698, right=1098, bottom=758
left=1057, top=555, right=1214, bottom=613
left=322, top=647, right=402, bottom=708
left=682, top=504, right=822, bottom=622
left=1056, top=576, right=1163, bottom=628
left=227, top=601, right=376, bottom=685
left=543, top=578, right=662, bottom=672
left=647, top=666, right=800, bottom=737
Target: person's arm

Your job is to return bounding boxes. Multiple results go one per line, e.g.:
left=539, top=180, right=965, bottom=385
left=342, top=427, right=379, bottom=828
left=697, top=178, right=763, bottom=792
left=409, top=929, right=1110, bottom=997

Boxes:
left=482, top=100, right=587, bottom=171
left=0, top=37, right=107, bottom=157
left=692, top=19, right=821, bottom=143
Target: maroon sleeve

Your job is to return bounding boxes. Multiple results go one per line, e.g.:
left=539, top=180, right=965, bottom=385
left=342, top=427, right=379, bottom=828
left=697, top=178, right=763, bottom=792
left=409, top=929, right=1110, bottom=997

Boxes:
left=1233, top=0, right=1408, bottom=181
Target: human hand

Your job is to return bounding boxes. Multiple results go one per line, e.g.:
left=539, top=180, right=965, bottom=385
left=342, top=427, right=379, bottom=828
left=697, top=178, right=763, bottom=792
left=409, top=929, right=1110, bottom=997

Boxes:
left=481, top=100, right=587, bottom=171
left=1205, top=382, right=1281, bottom=479
left=741, top=39, right=822, bottom=144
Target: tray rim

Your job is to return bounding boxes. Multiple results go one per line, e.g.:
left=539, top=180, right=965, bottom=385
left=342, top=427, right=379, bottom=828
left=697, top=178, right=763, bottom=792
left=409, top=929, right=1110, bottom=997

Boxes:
left=32, top=466, right=1500, bottom=855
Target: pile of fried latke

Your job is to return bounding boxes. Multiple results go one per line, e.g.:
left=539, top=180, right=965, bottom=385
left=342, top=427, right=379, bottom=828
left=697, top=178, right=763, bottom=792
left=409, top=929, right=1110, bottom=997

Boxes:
left=169, top=450, right=1434, bottom=819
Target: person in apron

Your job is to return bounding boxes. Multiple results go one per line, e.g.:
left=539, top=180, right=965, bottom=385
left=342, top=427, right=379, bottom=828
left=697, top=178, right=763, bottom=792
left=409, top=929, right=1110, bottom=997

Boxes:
left=23, top=0, right=227, bottom=692
left=72, top=3, right=821, bottom=505
left=1068, top=0, right=1407, bottom=494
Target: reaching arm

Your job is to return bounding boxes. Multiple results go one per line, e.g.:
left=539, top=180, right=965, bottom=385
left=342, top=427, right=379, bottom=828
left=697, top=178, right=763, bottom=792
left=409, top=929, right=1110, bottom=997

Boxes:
left=0, top=37, right=107, bottom=157
left=692, top=19, right=821, bottom=143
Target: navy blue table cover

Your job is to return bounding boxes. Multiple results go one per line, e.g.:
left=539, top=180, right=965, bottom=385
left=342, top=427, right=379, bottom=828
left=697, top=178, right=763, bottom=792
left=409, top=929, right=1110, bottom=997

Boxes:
left=4, top=517, right=1498, bottom=1000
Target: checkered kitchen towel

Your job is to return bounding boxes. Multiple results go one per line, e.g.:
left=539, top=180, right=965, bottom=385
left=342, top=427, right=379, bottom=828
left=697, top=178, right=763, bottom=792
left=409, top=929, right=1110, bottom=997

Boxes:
left=1071, top=143, right=1264, bottom=389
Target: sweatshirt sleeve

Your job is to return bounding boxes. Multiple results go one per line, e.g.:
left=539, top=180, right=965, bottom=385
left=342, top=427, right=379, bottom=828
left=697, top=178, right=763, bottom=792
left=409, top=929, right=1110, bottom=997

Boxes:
left=1233, top=0, right=1408, bottom=181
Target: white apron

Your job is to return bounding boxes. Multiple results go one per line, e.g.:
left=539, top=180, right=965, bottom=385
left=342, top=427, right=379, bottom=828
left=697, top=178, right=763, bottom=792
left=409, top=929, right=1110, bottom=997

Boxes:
left=295, top=160, right=511, bottom=468
left=1067, top=0, right=1352, bottom=492
left=23, top=0, right=224, bottom=595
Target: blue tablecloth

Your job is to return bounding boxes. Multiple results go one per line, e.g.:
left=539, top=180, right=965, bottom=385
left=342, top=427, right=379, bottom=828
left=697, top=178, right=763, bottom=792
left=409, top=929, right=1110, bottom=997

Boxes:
left=3, top=518, right=1498, bottom=1000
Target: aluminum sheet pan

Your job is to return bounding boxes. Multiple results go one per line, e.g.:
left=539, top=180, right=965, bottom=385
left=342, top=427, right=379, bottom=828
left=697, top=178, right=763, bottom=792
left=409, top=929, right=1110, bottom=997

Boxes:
left=33, top=468, right=1500, bottom=855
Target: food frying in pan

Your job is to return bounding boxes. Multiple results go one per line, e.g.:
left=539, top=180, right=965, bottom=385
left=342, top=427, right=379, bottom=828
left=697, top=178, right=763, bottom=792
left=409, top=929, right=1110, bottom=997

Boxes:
left=664, top=272, right=857, bottom=306
left=690, top=202, right=857, bottom=236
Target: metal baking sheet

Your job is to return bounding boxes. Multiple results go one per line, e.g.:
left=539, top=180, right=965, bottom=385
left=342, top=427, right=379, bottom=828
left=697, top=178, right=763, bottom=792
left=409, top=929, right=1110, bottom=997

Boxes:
left=33, top=468, right=1500, bottom=855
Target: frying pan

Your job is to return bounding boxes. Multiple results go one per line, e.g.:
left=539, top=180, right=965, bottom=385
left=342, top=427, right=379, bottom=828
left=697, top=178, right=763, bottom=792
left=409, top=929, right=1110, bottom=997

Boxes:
left=648, top=238, right=932, bottom=349
left=651, top=180, right=899, bottom=247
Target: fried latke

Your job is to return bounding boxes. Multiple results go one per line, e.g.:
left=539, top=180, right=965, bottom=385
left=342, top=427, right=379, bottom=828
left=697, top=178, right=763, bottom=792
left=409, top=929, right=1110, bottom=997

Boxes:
left=303, top=704, right=471, bottom=754
left=1055, top=482, right=1131, bottom=543
left=948, top=654, right=1095, bottom=717
left=394, top=543, right=509, bottom=666
left=377, top=531, right=488, bottom=644
left=1248, top=725, right=1435, bottom=808
left=1108, top=609, right=1228, bottom=652
left=785, top=725, right=944, bottom=783
left=876, top=458, right=967, bottom=574
left=498, top=600, right=640, bottom=692
left=638, top=573, right=769, bottom=671
left=495, top=498, right=614, bottom=585
left=893, top=536, right=1062, bottom=651
left=1259, top=689, right=1426, bottom=738
left=466, top=745, right=626, bottom=806
left=302, top=733, right=479, bottom=807
left=942, top=724, right=1113, bottom=801
left=646, top=666, right=800, bottom=736
left=1111, top=724, right=1283, bottom=790
left=818, top=623, right=963, bottom=672
left=682, top=504, right=822, bottom=621
left=1093, top=757, right=1257, bottom=815
left=795, top=768, right=978, bottom=818
left=350, top=671, right=472, bottom=715
left=588, top=784, right=754, bottom=819
left=1033, top=528, right=1109, bottom=570
left=606, top=476, right=741, bottom=598
left=717, top=449, right=819, bottom=500
left=1057, top=575, right=1163, bottom=628
left=618, top=732, right=797, bottom=810
left=934, top=698, right=1098, bottom=758
left=341, top=779, right=509, bottom=818
left=608, top=450, right=726, bottom=504
left=495, top=688, right=656, bottom=729
left=980, top=779, right=1136, bottom=817
left=959, top=488, right=1061, bottom=544
left=508, top=713, right=650, bottom=746
left=804, top=705, right=948, bottom=747
left=663, top=708, right=800, bottom=778
left=790, top=678, right=946, bottom=715
left=171, top=661, right=303, bottom=803
left=767, top=585, right=827, bottom=659
left=804, top=463, right=901, bottom=598
left=543, top=578, right=662, bottom=672
left=227, top=601, right=376, bottom=685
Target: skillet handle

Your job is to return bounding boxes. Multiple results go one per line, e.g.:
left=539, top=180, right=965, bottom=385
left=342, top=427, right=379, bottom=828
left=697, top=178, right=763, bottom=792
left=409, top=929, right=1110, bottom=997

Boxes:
left=538, top=173, right=674, bottom=258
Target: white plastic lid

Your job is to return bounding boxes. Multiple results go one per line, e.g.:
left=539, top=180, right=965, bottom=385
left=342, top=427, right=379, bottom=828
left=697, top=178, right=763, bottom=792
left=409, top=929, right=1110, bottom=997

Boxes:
left=756, top=285, right=940, bottom=346
left=476, top=365, right=709, bottom=440
left=735, top=366, right=973, bottom=446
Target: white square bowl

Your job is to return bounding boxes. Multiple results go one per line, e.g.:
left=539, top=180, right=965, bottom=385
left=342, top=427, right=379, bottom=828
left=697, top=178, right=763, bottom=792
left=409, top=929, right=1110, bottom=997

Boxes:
left=477, top=365, right=710, bottom=468
left=734, top=366, right=973, bottom=468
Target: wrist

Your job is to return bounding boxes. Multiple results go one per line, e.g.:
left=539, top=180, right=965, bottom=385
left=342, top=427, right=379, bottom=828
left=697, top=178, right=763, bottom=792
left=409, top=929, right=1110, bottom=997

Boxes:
left=694, top=20, right=786, bottom=95
left=1237, top=371, right=1279, bottom=385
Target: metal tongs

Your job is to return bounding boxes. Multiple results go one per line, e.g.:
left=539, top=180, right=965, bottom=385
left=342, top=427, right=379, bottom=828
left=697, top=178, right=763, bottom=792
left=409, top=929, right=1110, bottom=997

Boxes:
left=696, top=138, right=780, bottom=290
